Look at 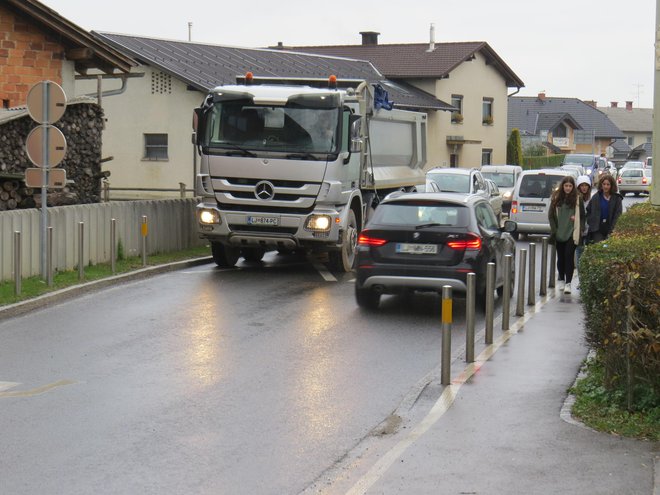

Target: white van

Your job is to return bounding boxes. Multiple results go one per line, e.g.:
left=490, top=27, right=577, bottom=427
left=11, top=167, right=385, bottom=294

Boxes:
left=480, top=165, right=523, bottom=214
left=509, top=169, right=566, bottom=238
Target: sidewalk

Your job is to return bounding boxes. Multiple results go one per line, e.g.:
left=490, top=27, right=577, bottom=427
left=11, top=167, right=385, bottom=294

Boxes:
left=343, top=289, right=658, bottom=495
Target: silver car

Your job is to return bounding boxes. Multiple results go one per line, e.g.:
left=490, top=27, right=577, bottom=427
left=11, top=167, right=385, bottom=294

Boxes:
left=617, top=168, right=652, bottom=196
left=509, top=169, right=565, bottom=238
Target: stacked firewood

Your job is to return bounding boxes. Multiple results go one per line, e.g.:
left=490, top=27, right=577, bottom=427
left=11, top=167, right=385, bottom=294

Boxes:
left=0, top=101, right=105, bottom=209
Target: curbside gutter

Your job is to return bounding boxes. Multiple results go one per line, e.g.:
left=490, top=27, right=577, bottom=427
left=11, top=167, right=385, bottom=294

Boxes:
left=0, top=256, right=213, bottom=321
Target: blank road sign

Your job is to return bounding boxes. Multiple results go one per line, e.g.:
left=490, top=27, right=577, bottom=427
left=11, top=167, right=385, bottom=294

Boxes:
left=26, top=81, right=67, bottom=124
left=25, top=168, right=67, bottom=188
left=25, top=125, right=67, bottom=167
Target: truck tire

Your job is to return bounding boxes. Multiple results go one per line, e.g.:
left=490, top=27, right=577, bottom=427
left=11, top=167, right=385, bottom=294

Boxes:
left=211, top=242, right=239, bottom=267
left=328, top=209, right=358, bottom=272
left=241, top=247, right=265, bottom=262
left=355, top=285, right=380, bottom=310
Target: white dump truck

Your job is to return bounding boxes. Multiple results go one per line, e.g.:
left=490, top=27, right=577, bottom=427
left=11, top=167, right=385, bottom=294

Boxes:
left=192, top=75, right=428, bottom=271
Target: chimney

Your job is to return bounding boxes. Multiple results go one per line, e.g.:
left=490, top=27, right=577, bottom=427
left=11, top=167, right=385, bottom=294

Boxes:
left=626, top=101, right=633, bottom=111
left=584, top=100, right=597, bottom=108
left=276, top=41, right=283, bottom=49
left=610, top=101, right=618, bottom=108
left=538, top=92, right=546, bottom=100
left=360, top=31, right=380, bottom=46
left=427, top=23, right=435, bottom=52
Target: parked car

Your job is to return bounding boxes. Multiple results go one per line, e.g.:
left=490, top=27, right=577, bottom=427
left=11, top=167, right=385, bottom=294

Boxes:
left=485, top=179, right=504, bottom=221
left=617, top=168, right=653, bottom=196
left=480, top=165, right=523, bottom=214
left=508, top=168, right=566, bottom=239
left=354, top=192, right=517, bottom=310
left=558, top=164, right=584, bottom=177
left=620, top=160, right=645, bottom=171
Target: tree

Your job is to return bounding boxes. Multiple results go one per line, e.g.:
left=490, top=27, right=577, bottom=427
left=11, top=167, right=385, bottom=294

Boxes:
left=507, top=128, right=523, bottom=165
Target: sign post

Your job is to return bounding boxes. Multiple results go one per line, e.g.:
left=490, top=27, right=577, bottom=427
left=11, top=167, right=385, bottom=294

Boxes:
left=25, top=81, right=67, bottom=278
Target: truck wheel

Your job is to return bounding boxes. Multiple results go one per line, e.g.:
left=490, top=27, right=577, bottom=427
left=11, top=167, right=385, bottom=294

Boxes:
left=211, top=242, right=239, bottom=267
left=241, top=247, right=265, bottom=262
left=355, top=285, right=380, bottom=310
left=328, top=209, right=358, bottom=272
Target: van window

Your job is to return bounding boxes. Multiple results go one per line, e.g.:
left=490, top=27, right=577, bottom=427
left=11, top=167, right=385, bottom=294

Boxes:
left=482, top=172, right=515, bottom=188
left=518, top=175, right=562, bottom=198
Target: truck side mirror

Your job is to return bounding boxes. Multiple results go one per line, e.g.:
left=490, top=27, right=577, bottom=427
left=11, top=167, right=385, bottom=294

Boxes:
left=192, top=108, right=204, bottom=145
left=349, top=114, right=362, bottom=153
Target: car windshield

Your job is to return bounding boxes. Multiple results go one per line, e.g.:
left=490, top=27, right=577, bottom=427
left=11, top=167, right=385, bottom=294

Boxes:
left=481, top=172, right=514, bottom=188
left=426, top=173, right=470, bottom=193
left=518, top=175, right=563, bottom=198
left=563, top=155, right=594, bottom=167
left=374, top=201, right=470, bottom=227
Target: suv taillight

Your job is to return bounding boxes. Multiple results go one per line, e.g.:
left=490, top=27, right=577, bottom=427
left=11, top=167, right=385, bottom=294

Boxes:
left=447, top=234, right=482, bottom=250
left=358, top=232, right=387, bottom=246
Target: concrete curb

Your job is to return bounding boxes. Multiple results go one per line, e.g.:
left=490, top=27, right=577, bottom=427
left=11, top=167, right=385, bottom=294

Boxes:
left=0, top=256, right=213, bottom=321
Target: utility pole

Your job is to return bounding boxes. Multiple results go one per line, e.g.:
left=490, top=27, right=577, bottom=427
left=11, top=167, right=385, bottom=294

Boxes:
left=653, top=0, right=660, bottom=206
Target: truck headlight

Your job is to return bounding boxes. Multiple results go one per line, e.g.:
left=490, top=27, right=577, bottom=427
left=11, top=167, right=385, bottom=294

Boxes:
left=305, top=214, right=331, bottom=232
left=199, top=209, right=220, bottom=224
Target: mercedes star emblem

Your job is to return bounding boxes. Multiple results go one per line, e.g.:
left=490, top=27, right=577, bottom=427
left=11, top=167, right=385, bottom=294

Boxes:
left=254, top=180, right=275, bottom=201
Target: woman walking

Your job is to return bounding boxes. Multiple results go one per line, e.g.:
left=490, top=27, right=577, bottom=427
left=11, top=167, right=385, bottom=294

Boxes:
left=586, top=173, right=623, bottom=243
left=548, top=176, right=585, bottom=294
left=575, top=175, right=592, bottom=270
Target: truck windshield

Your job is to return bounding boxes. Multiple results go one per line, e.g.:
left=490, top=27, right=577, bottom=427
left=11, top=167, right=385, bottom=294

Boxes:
left=202, top=97, right=340, bottom=155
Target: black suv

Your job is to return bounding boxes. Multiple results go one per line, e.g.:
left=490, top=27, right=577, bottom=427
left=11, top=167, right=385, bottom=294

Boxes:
left=355, top=192, right=517, bottom=310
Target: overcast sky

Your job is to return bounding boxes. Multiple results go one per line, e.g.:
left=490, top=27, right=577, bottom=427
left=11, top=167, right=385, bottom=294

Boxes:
left=41, top=0, right=656, bottom=108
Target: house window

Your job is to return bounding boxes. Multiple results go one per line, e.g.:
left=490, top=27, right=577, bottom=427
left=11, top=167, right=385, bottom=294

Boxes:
left=627, top=136, right=634, bottom=146
left=144, top=134, right=168, bottom=160
left=481, top=148, right=492, bottom=165
left=553, top=124, right=567, bottom=138
left=646, top=136, right=652, bottom=143
left=451, top=94, right=463, bottom=123
left=482, top=98, right=493, bottom=124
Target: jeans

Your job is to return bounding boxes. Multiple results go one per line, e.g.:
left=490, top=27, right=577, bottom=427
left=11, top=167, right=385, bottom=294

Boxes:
left=556, top=238, right=576, bottom=284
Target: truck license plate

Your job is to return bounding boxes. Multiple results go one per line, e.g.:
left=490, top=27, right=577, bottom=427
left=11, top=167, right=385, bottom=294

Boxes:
left=396, top=243, right=437, bottom=254
left=247, top=216, right=280, bottom=226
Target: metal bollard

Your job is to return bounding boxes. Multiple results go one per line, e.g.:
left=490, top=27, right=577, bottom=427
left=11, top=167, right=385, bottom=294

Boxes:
left=502, top=254, right=512, bottom=331
left=548, top=244, right=556, bottom=288
left=441, top=285, right=452, bottom=386
left=516, top=249, right=527, bottom=316
left=110, top=218, right=117, bottom=275
left=540, top=237, right=548, bottom=296
left=141, top=215, right=148, bottom=267
left=78, top=222, right=85, bottom=281
left=47, top=226, right=53, bottom=287
left=485, top=262, right=495, bottom=344
left=528, top=243, right=536, bottom=306
left=14, top=231, right=21, bottom=296
left=466, top=273, right=476, bottom=363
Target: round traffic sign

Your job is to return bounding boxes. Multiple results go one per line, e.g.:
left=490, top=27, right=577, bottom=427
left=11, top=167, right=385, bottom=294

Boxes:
left=25, top=125, right=67, bottom=168
left=26, top=80, right=67, bottom=124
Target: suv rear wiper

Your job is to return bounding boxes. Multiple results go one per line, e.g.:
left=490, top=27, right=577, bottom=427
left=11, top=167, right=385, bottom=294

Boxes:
left=415, top=222, right=449, bottom=229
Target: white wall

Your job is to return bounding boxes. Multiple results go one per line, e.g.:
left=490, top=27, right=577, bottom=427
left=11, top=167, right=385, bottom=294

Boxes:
left=76, top=66, right=206, bottom=199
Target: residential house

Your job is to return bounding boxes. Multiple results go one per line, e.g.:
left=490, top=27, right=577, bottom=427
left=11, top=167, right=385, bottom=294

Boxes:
left=508, top=93, right=624, bottom=158
left=285, top=31, right=525, bottom=168
left=599, top=101, right=652, bottom=164
left=79, top=32, right=451, bottom=199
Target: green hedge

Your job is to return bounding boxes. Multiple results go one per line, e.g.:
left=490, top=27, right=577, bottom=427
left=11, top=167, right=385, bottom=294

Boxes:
left=579, top=202, right=660, bottom=406
left=522, top=154, right=564, bottom=170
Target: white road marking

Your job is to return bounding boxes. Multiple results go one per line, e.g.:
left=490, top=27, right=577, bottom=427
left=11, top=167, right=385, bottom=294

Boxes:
left=312, top=262, right=337, bottom=282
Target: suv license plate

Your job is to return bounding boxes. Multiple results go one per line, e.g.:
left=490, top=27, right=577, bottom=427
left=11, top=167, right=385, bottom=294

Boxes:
left=247, top=216, right=280, bottom=226
left=396, top=243, right=438, bottom=254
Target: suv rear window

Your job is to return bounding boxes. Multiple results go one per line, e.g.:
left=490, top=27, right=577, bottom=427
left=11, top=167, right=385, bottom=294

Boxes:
left=375, top=202, right=470, bottom=227
left=518, top=175, right=563, bottom=198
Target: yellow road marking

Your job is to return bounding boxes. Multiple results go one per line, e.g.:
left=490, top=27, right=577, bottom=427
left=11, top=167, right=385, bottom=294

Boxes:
left=0, top=380, right=75, bottom=398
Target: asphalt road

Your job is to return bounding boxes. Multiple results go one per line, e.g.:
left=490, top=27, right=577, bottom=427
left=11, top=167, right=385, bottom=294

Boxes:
left=0, top=194, right=648, bottom=494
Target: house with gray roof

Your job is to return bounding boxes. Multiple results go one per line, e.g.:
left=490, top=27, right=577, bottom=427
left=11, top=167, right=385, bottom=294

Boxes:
left=286, top=32, right=525, bottom=168
left=508, top=93, right=625, bottom=158
left=77, top=32, right=451, bottom=199
left=599, top=101, right=652, bottom=163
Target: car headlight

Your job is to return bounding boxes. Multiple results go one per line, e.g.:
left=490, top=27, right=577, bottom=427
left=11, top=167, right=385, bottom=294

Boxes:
left=198, top=209, right=220, bottom=224
left=305, top=214, right=332, bottom=232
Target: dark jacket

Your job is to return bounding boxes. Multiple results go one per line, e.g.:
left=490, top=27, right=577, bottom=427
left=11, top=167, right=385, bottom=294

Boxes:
left=548, top=196, right=586, bottom=244
left=586, top=191, right=623, bottom=236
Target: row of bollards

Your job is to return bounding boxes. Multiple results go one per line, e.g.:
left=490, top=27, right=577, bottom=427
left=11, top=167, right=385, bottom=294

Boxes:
left=11, top=216, right=149, bottom=296
left=441, top=237, right=557, bottom=386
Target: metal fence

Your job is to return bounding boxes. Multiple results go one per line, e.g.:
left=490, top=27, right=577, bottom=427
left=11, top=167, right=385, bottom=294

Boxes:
left=0, top=198, right=204, bottom=281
